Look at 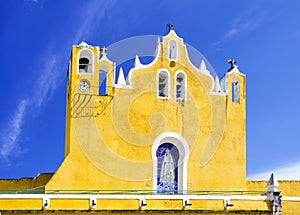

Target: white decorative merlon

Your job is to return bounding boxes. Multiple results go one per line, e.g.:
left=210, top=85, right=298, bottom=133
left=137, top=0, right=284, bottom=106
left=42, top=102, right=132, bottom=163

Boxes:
left=210, top=75, right=227, bottom=96
left=115, top=67, right=127, bottom=88
left=199, top=60, right=210, bottom=75
left=134, top=55, right=143, bottom=68
left=78, top=41, right=90, bottom=48
left=214, top=76, right=221, bottom=93
left=267, top=173, right=279, bottom=192
left=154, top=37, right=161, bottom=57
left=200, top=60, right=206, bottom=70
left=220, top=73, right=228, bottom=93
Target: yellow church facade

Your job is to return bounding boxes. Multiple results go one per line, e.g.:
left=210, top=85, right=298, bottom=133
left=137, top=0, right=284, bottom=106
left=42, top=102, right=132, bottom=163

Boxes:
left=0, top=30, right=300, bottom=214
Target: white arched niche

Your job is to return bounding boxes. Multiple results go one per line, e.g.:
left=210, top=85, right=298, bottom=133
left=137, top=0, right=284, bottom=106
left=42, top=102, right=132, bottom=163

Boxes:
left=77, top=48, right=94, bottom=74
left=151, top=132, right=190, bottom=193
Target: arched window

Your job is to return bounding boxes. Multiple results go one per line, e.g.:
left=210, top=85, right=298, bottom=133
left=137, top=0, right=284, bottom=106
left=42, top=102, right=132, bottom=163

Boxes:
left=168, top=39, right=178, bottom=60
left=175, top=71, right=187, bottom=100
left=99, top=67, right=108, bottom=96
left=78, top=49, right=94, bottom=74
left=157, top=70, right=170, bottom=98
left=232, top=76, right=240, bottom=102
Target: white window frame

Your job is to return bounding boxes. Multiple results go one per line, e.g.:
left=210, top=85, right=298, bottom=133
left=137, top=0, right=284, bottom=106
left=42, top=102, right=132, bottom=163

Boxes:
left=152, top=132, right=190, bottom=192
left=77, top=48, right=94, bottom=74
left=168, top=39, right=178, bottom=61
left=99, top=65, right=108, bottom=96
left=231, top=76, right=240, bottom=103
left=174, top=70, right=187, bottom=100
left=157, top=69, right=171, bottom=99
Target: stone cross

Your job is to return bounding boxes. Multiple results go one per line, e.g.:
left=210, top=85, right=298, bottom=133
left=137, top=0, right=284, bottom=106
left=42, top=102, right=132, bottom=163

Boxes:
left=228, top=59, right=236, bottom=68
left=100, top=46, right=108, bottom=55
left=167, top=22, right=173, bottom=32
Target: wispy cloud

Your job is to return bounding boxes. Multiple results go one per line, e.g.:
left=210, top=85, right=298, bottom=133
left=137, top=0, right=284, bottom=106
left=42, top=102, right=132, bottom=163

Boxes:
left=32, top=54, right=61, bottom=110
left=212, top=8, right=264, bottom=47
left=248, top=161, right=300, bottom=180
left=0, top=50, right=65, bottom=162
left=24, top=0, right=38, bottom=3
left=73, top=0, right=116, bottom=44
left=0, top=100, right=28, bottom=161
left=0, top=0, right=115, bottom=162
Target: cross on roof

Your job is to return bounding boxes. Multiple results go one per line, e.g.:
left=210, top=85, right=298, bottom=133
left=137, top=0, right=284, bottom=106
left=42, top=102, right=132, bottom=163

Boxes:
left=228, top=59, right=237, bottom=68
left=167, top=22, right=173, bottom=32
left=100, top=46, right=108, bottom=55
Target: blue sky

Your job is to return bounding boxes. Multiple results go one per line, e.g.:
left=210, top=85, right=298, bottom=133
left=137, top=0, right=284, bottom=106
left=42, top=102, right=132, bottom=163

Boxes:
left=0, top=0, right=299, bottom=180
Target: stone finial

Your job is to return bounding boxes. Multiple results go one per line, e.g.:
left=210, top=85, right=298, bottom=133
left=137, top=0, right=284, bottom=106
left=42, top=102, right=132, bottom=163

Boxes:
left=214, top=76, right=221, bottom=92
left=199, top=60, right=209, bottom=75
left=134, top=55, right=142, bottom=68
left=117, top=67, right=126, bottom=86
left=200, top=60, right=207, bottom=71
left=267, top=173, right=279, bottom=192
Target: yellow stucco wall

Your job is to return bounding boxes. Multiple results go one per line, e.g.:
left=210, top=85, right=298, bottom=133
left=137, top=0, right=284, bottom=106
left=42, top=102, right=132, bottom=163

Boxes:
left=45, top=31, right=247, bottom=192
left=0, top=173, right=52, bottom=191
left=0, top=31, right=299, bottom=214
left=0, top=211, right=272, bottom=215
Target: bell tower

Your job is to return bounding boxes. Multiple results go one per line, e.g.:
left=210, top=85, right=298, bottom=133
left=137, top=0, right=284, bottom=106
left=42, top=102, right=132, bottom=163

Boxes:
left=65, top=41, right=115, bottom=156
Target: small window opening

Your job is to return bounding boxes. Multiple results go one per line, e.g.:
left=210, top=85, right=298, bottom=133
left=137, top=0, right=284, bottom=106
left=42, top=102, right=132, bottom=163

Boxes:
left=99, top=69, right=107, bottom=96
left=78, top=49, right=93, bottom=74
left=168, top=39, right=177, bottom=60
left=175, top=72, right=186, bottom=100
left=232, top=76, right=240, bottom=102
left=79, top=58, right=90, bottom=73
left=158, top=71, right=169, bottom=98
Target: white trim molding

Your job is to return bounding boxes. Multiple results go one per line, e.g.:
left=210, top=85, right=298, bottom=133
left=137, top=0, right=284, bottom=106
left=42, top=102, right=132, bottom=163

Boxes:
left=174, top=70, right=187, bottom=100
left=77, top=48, right=95, bottom=74
left=1, top=193, right=299, bottom=210
left=151, top=132, right=190, bottom=192
left=157, top=68, right=171, bottom=99
left=168, top=39, right=178, bottom=61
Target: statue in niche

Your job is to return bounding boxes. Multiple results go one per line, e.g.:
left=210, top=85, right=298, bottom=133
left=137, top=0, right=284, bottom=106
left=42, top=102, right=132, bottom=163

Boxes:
left=159, top=149, right=175, bottom=191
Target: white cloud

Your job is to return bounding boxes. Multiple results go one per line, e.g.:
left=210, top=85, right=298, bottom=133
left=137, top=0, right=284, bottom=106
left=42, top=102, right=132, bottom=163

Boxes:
left=213, top=9, right=262, bottom=46
left=0, top=0, right=116, bottom=162
left=24, top=0, right=38, bottom=3
left=73, top=0, right=116, bottom=44
left=32, top=54, right=61, bottom=110
left=248, top=161, right=300, bottom=180
left=0, top=100, right=28, bottom=161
